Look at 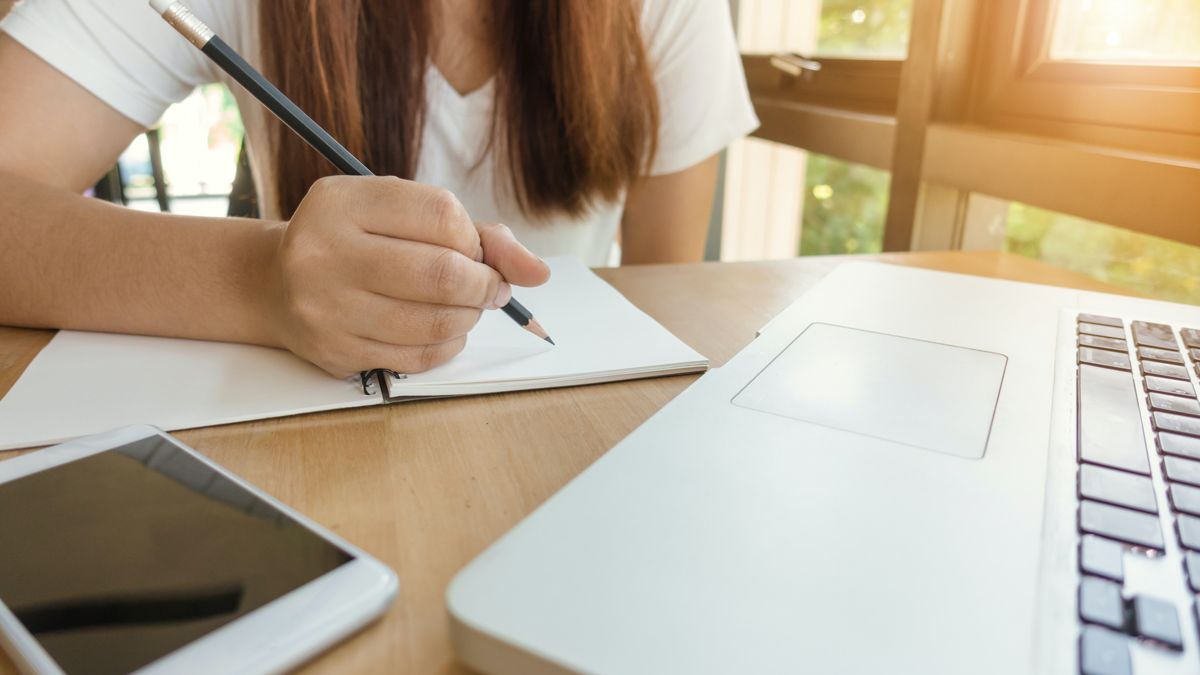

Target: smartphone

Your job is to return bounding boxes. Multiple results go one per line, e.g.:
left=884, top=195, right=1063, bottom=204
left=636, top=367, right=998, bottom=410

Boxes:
left=0, top=425, right=397, bottom=674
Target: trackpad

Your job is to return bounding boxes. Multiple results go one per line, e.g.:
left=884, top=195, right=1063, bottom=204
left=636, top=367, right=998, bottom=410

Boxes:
left=732, top=323, right=1006, bottom=459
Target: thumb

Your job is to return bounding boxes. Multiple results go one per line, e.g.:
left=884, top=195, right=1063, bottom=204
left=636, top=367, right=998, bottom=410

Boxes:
left=476, top=222, right=551, bottom=288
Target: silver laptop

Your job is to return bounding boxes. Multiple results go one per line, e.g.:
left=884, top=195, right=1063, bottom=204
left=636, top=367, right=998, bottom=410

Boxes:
left=448, top=261, right=1200, bottom=675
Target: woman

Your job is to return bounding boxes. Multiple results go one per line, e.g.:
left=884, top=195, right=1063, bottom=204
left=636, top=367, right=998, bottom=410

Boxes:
left=0, top=0, right=756, bottom=377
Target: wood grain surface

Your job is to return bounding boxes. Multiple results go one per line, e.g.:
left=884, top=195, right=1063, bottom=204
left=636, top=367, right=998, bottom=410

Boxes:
left=0, top=252, right=1142, bottom=674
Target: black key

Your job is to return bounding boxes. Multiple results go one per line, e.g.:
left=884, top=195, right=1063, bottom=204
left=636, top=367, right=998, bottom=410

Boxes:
left=1080, top=500, right=1164, bottom=549
left=1186, top=551, right=1200, bottom=591
left=1148, top=393, right=1200, bottom=417
left=1132, top=595, right=1182, bottom=649
left=1080, top=535, right=1125, bottom=582
left=1081, top=334, right=1128, bottom=352
left=1164, top=455, right=1200, bottom=486
left=1178, top=514, right=1200, bottom=550
left=1160, top=432, right=1200, bottom=460
left=1079, top=576, right=1126, bottom=630
left=1080, top=347, right=1131, bottom=371
left=1132, top=321, right=1178, bottom=350
left=1181, top=328, right=1200, bottom=349
left=1138, top=346, right=1184, bottom=364
left=1080, top=314, right=1124, bottom=328
left=1154, top=411, right=1200, bottom=437
left=1170, top=482, right=1200, bottom=516
left=1078, top=365, right=1149, bottom=474
left=1080, top=464, right=1157, bottom=513
left=1144, top=375, right=1196, bottom=398
left=1080, top=323, right=1127, bottom=340
left=1080, top=625, right=1131, bottom=675
left=1141, top=360, right=1190, bottom=380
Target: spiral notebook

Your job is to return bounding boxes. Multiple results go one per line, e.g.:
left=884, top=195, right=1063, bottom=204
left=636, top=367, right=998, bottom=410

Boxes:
left=0, top=257, right=707, bottom=451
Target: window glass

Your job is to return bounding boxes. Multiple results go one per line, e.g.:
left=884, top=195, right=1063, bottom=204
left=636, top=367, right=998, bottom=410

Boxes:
left=1007, top=203, right=1200, bottom=303
left=118, top=84, right=243, bottom=217
left=1052, top=0, right=1200, bottom=64
left=800, top=153, right=890, bottom=255
left=720, top=138, right=890, bottom=260
left=736, top=0, right=912, bottom=58
left=816, top=0, right=913, bottom=58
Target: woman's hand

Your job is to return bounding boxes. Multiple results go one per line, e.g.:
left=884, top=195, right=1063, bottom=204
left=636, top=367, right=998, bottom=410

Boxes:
left=262, top=176, right=550, bottom=377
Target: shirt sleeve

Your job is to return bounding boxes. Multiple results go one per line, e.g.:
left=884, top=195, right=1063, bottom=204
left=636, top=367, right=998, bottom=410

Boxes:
left=641, top=0, right=760, bottom=176
left=0, top=0, right=234, bottom=127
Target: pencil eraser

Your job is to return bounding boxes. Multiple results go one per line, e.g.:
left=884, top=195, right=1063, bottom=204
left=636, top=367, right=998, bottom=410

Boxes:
left=149, top=0, right=175, bottom=15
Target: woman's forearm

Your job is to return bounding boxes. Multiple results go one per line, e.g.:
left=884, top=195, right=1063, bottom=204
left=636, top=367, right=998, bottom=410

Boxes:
left=0, top=170, right=284, bottom=345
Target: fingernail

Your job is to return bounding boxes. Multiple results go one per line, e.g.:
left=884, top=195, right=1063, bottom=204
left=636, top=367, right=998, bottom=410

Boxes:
left=491, top=281, right=512, bottom=309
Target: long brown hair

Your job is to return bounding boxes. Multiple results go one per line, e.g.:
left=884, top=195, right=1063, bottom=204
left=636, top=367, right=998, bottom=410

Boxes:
left=259, top=1, right=660, bottom=220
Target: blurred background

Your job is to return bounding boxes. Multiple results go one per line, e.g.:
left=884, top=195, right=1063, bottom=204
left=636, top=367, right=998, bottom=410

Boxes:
left=3, top=0, right=1198, bottom=302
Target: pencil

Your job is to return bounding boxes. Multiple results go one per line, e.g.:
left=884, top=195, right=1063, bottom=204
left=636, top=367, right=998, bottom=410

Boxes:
left=148, top=0, right=555, bottom=348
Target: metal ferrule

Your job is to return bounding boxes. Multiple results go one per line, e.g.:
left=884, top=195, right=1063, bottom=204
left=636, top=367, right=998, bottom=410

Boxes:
left=162, top=2, right=215, bottom=49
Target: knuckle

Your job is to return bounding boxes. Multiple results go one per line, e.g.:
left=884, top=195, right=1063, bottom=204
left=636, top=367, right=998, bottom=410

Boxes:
left=430, top=248, right=465, bottom=297
left=308, top=175, right=345, bottom=200
left=427, top=307, right=458, bottom=343
left=416, top=344, right=440, bottom=372
left=425, top=188, right=469, bottom=239
left=392, top=346, right=432, bottom=374
left=378, top=175, right=406, bottom=191
left=310, top=342, right=345, bottom=375
left=428, top=188, right=461, bottom=221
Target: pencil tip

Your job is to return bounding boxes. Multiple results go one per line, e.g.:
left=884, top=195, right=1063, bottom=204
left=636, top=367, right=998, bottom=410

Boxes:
left=523, top=317, right=553, bottom=344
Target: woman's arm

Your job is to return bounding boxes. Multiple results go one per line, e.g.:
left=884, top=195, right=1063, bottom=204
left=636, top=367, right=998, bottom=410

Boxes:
left=0, top=34, right=281, bottom=345
left=0, top=36, right=548, bottom=376
left=619, top=154, right=720, bottom=265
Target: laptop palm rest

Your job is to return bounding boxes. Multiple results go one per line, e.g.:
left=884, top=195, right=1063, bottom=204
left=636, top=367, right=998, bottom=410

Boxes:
left=732, top=323, right=1007, bottom=459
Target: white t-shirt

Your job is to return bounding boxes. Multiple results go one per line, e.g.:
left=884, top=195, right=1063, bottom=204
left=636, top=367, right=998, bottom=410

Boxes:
left=1, top=0, right=758, bottom=266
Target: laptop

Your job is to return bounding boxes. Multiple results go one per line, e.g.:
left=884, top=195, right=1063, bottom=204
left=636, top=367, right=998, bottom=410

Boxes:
left=447, top=261, right=1200, bottom=675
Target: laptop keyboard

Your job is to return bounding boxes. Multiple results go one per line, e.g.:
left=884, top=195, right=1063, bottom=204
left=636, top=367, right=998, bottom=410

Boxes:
left=1076, top=314, right=1200, bottom=674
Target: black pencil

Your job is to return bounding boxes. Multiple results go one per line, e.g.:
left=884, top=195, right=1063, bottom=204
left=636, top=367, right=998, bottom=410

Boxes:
left=149, top=0, right=555, bottom=350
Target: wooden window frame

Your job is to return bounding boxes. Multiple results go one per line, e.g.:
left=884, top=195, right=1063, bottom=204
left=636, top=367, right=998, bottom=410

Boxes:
left=736, top=0, right=1200, bottom=253
left=970, top=0, right=1200, bottom=158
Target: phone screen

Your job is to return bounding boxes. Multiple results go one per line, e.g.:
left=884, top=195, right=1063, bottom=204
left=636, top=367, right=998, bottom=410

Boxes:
left=0, top=435, right=353, bottom=675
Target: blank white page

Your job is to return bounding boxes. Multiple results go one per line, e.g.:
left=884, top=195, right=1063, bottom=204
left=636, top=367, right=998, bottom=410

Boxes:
left=384, top=257, right=707, bottom=398
left=0, top=332, right=374, bottom=451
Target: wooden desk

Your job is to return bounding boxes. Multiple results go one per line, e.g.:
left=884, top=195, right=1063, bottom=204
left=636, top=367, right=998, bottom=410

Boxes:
left=0, top=252, right=1141, bottom=674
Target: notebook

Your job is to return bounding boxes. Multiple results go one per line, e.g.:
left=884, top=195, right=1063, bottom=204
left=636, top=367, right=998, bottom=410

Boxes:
left=0, top=257, right=707, bottom=451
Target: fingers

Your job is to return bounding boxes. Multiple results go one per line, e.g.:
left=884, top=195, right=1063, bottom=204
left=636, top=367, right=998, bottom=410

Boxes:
left=332, top=335, right=468, bottom=378
left=352, top=236, right=512, bottom=309
left=338, top=174, right=482, bottom=255
left=476, top=222, right=551, bottom=288
left=346, top=290, right=483, bottom=346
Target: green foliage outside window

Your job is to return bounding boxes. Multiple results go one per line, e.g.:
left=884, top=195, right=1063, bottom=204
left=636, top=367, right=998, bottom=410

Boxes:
left=799, top=153, right=889, bottom=256
left=817, top=0, right=913, bottom=57
left=1006, top=204, right=1200, bottom=304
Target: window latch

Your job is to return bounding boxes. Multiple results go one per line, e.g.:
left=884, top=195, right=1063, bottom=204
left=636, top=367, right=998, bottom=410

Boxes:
left=769, top=53, right=822, bottom=79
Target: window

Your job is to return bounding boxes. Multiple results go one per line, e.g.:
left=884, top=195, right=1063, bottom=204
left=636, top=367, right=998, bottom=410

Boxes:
left=721, top=0, right=908, bottom=260
left=721, top=138, right=889, bottom=260
left=1051, top=0, right=1200, bottom=64
left=1007, top=203, right=1200, bottom=304
left=723, top=0, right=1200, bottom=295
left=801, top=153, right=889, bottom=255
left=815, top=0, right=913, bottom=57
left=118, top=84, right=243, bottom=217
left=973, top=0, right=1200, bottom=152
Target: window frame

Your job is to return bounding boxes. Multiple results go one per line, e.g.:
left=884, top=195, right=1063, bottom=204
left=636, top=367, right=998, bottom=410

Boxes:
left=733, top=0, right=1200, bottom=254
left=969, top=0, right=1200, bottom=156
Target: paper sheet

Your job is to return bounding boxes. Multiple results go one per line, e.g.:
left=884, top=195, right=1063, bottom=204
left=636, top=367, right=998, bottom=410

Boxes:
left=0, top=332, right=375, bottom=451
left=384, top=258, right=707, bottom=397
left=0, top=257, right=706, bottom=451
